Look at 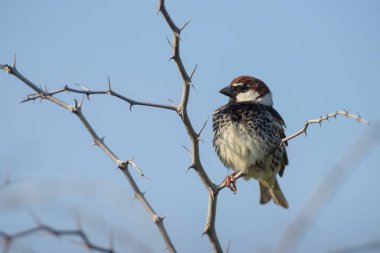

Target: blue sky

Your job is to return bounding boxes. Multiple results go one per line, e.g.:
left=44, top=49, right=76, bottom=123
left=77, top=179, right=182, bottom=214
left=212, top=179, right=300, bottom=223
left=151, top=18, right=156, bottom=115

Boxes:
left=1, top=1, right=379, bottom=252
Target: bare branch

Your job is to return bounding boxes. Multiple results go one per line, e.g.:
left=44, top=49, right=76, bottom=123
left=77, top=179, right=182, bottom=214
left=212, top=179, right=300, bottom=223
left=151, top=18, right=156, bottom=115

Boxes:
left=0, top=224, right=114, bottom=253
left=281, top=110, right=369, bottom=145
left=158, top=1, right=223, bottom=252
left=0, top=63, right=177, bottom=253
left=275, top=124, right=380, bottom=253
left=21, top=80, right=177, bottom=111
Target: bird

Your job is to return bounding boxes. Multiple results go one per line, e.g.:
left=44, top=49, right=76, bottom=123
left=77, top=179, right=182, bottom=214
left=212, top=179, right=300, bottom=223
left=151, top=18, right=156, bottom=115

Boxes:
left=212, top=75, right=289, bottom=208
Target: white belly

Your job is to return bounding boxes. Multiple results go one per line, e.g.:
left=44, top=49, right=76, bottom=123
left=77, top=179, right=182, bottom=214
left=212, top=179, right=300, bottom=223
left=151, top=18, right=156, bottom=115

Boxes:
left=215, top=123, right=267, bottom=177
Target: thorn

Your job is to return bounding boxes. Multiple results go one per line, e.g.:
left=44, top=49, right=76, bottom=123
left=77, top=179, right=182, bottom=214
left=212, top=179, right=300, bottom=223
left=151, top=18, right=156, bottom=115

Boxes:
left=161, top=213, right=168, bottom=221
left=107, top=76, right=112, bottom=90
left=168, top=98, right=176, bottom=107
left=182, top=145, right=192, bottom=157
left=12, top=53, right=17, bottom=69
left=168, top=55, right=175, bottom=62
left=166, top=36, right=173, bottom=48
left=202, top=229, right=209, bottom=238
left=187, top=164, right=195, bottom=172
left=29, top=209, right=43, bottom=225
left=129, top=103, right=133, bottom=111
left=197, top=117, right=208, bottom=138
left=74, top=82, right=89, bottom=91
left=79, top=95, right=85, bottom=108
left=74, top=99, right=78, bottom=108
left=128, top=159, right=145, bottom=177
left=180, top=16, right=193, bottom=32
left=100, top=136, right=105, bottom=143
left=190, top=63, right=198, bottom=80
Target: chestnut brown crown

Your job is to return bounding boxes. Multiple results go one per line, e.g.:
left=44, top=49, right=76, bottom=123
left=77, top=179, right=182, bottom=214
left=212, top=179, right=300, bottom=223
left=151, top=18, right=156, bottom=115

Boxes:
left=219, top=76, right=273, bottom=106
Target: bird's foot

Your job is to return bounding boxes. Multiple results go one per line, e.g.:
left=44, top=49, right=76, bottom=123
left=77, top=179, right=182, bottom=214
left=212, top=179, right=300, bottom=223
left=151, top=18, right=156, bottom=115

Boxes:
left=224, top=174, right=237, bottom=193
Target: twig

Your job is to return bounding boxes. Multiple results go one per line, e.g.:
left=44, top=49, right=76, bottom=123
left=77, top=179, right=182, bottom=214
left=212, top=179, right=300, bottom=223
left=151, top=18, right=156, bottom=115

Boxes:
left=0, top=224, right=114, bottom=253
left=281, top=110, right=369, bottom=145
left=274, top=124, right=380, bottom=253
left=21, top=80, right=177, bottom=112
left=0, top=62, right=177, bottom=253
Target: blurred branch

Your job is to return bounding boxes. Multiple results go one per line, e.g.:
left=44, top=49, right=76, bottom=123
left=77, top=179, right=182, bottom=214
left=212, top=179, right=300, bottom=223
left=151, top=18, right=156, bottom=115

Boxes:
left=329, top=240, right=380, bottom=253
left=0, top=223, right=114, bottom=253
left=0, top=175, right=11, bottom=191
left=275, top=123, right=380, bottom=253
left=0, top=60, right=177, bottom=253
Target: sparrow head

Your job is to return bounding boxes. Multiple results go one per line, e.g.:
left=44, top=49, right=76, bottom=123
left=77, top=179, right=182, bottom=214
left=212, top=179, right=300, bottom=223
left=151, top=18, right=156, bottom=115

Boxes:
left=220, top=76, right=273, bottom=106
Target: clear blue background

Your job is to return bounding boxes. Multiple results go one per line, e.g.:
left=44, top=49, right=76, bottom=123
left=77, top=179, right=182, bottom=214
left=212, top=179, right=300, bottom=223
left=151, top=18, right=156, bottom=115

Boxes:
left=1, top=1, right=379, bottom=252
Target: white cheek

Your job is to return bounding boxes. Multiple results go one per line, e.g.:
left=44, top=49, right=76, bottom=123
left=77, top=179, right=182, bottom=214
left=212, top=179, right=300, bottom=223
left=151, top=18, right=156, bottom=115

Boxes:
left=236, top=90, right=258, bottom=102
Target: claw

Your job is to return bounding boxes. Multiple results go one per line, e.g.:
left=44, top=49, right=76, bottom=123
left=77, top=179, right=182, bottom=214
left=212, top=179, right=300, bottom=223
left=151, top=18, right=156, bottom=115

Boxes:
left=224, top=175, right=237, bottom=193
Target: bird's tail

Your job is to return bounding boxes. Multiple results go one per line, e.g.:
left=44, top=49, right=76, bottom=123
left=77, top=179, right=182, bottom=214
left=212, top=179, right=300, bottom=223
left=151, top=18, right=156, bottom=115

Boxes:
left=259, top=178, right=289, bottom=209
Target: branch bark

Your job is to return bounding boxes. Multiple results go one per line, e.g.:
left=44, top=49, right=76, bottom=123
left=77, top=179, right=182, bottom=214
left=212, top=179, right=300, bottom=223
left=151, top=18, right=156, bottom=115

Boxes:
left=158, top=1, right=223, bottom=252
left=0, top=224, right=114, bottom=253
left=0, top=62, right=177, bottom=253
left=1, top=2, right=370, bottom=252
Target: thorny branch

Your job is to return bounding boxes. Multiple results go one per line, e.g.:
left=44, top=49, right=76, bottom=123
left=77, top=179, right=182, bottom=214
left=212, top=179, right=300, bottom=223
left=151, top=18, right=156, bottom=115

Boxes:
left=0, top=61, right=177, bottom=253
left=280, top=110, right=369, bottom=145
left=0, top=1, right=370, bottom=252
left=0, top=223, right=114, bottom=253
left=158, top=1, right=223, bottom=252
left=21, top=78, right=177, bottom=112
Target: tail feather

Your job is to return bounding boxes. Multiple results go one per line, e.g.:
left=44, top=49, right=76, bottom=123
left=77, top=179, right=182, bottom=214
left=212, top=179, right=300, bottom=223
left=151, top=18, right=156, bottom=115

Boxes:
left=259, top=178, right=289, bottom=209
left=259, top=181, right=271, bottom=204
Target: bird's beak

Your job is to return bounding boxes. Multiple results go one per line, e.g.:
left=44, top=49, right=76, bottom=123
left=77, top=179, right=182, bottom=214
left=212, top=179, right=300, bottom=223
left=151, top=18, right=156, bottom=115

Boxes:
left=219, top=86, right=236, bottom=97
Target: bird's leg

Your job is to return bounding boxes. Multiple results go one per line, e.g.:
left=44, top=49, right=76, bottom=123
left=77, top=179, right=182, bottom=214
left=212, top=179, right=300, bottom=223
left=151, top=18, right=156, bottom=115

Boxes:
left=224, top=171, right=238, bottom=193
